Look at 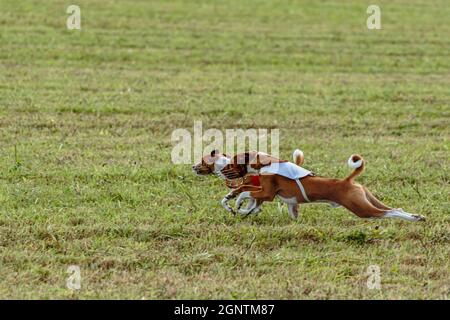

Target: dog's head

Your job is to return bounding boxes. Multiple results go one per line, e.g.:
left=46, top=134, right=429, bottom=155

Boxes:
left=192, top=149, right=229, bottom=176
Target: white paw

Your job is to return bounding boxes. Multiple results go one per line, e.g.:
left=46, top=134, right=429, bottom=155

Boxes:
left=397, top=208, right=426, bottom=221
left=411, top=214, right=426, bottom=222
left=221, top=198, right=235, bottom=214
left=238, top=201, right=257, bottom=215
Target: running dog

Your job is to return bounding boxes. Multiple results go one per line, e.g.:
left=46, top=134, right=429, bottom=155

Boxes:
left=192, top=149, right=426, bottom=221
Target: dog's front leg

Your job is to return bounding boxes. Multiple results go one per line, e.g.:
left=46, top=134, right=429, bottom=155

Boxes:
left=236, top=191, right=255, bottom=211
left=222, top=185, right=262, bottom=215
left=221, top=191, right=237, bottom=214
left=237, top=196, right=263, bottom=216
left=245, top=200, right=263, bottom=216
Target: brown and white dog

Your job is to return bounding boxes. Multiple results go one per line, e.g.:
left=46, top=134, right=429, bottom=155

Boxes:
left=193, top=149, right=426, bottom=222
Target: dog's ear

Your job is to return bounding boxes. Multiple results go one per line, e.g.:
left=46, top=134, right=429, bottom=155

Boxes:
left=210, top=149, right=219, bottom=157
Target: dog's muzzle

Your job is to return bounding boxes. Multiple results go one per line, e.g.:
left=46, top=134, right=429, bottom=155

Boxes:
left=192, top=165, right=212, bottom=176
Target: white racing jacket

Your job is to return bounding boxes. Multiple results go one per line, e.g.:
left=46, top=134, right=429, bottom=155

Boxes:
left=259, top=162, right=312, bottom=179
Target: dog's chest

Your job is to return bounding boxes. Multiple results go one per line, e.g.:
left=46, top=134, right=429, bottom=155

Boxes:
left=278, top=196, right=298, bottom=204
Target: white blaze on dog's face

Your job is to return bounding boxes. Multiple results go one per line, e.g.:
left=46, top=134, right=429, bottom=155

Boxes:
left=192, top=149, right=230, bottom=176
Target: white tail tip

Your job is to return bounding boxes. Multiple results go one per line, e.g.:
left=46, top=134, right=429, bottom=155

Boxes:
left=347, top=155, right=363, bottom=169
left=293, top=149, right=303, bottom=162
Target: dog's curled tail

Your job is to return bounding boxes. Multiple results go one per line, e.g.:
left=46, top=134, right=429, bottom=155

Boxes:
left=293, top=149, right=304, bottom=166
left=346, top=154, right=365, bottom=182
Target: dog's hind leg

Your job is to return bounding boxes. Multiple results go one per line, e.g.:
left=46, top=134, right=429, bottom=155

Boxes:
left=362, top=187, right=425, bottom=220
left=340, top=185, right=425, bottom=221
left=363, top=186, right=393, bottom=210
left=338, top=184, right=393, bottom=219
left=287, top=203, right=299, bottom=219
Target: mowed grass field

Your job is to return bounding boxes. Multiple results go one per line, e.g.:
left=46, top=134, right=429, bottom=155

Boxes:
left=0, top=0, right=449, bottom=299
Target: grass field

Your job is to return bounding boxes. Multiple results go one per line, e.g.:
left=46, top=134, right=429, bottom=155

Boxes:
left=0, top=0, right=449, bottom=299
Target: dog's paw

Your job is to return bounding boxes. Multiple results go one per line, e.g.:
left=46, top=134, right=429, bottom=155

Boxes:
left=238, top=203, right=260, bottom=216
left=397, top=208, right=426, bottom=222
left=237, top=206, right=255, bottom=216
left=221, top=198, right=235, bottom=215
left=412, top=214, right=426, bottom=222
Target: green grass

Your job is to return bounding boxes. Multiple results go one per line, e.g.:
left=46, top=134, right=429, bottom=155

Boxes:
left=0, top=0, right=449, bottom=299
